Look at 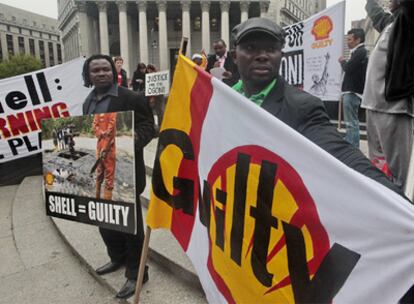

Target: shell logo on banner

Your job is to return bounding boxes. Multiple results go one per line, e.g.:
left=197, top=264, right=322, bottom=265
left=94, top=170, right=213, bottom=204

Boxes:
left=203, top=145, right=330, bottom=303
left=311, top=16, right=334, bottom=49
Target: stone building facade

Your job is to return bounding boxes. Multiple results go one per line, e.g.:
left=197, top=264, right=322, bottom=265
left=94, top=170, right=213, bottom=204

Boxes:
left=267, top=0, right=325, bottom=27
left=58, top=0, right=325, bottom=75
left=0, top=3, right=62, bottom=67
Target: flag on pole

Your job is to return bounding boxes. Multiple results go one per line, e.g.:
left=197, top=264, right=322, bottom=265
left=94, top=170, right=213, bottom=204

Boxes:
left=147, top=54, right=414, bottom=303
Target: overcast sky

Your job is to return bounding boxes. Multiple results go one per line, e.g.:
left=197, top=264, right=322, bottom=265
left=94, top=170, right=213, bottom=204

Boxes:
left=0, top=0, right=368, bottom=31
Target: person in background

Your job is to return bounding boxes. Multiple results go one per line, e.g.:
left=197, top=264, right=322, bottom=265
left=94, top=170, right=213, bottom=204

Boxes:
left=131, top=62, right=146, bottom=92
left=231, top=17, right=405, bottom=199
left=192, top=53, right=204, bottom=66
left=206, top=38, right=239, bottom=86
left=338, top=28, right=368, bottom=148
left=52, top=128, right=58, bottom=151
left=146, top=64, right=165, bottom=131
left=114, top=56, right=128, bottom=88
left=362, top=0, right=414, bottom=190
left=192, top=53, right=207, bottom=69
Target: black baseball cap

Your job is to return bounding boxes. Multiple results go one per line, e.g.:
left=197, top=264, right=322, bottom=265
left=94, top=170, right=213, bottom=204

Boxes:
left=232, top=17, right=286, bottom=46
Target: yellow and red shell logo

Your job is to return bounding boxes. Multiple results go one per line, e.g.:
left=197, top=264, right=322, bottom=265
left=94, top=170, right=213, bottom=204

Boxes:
left=205, top=145, right=330, bottom=303
left=44, top=172, right=55, bottom=186
left=312, top=16, right=333, bottom=41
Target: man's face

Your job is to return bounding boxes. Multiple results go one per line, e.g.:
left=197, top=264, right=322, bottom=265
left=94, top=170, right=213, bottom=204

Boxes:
left=115, top=59, right=123, bottom=71
left=234, top=33, right=283, bottom=90
left=389, top=0, right=400, bottom=13
left=346, top=34, right=360, bottom=49
left=89, top=59, right=114, bottom=90
left=213, top=41, right=227, bottom=57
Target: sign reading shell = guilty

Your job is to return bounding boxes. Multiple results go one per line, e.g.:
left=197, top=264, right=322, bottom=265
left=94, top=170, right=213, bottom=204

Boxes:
left=46, top=192, right=136, bottom=234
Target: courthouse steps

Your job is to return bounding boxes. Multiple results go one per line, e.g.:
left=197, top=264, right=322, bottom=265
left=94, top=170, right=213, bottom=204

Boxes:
left=10, top=137, right=206, bottom=303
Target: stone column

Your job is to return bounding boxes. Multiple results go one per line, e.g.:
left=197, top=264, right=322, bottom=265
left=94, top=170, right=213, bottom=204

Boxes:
left=77, top=1, right=90, bottom=57
left=157, top=1, right=168, bottom=71
left=181, top=1, right=191, bottom=56
left=0, top=32, right=9, bottom=60
left=117, top=1, right=130, bottom=75
left=137, top=1, right=149, bottom=64
left=240, top=1, right=250, bottom=23
left=220, top=1, right=230, bottom=47
left=24, top=37, right=30, bottom=55
left=53, top=42, right=59, bottom=65
left=34, top=38, right=41, bottom=61
left=260, top=1, right=269, bottom=18
left=44, top=41, right=51, bottom=67
left=12, top=35, right=19, bottom=55
left=97, top=2, right=109, bottom=55
left=201, top=1, right=210, bottom=53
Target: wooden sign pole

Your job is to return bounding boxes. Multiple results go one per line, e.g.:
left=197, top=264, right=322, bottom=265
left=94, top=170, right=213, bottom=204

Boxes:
left=133, top=226, right=152, bottom=304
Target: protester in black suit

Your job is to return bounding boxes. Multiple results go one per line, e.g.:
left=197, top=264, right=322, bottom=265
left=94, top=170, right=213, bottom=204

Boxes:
left=131, top=62, right=146, bottom=92
left=231, top=17, right=406, bottom=198
left=82, top=54, right=154, bottom=299
left=206, top=39, right=239, bottom=87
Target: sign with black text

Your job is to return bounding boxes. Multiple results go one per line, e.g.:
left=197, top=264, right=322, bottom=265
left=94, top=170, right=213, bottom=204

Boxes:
left=145, top=70, right=170, bottom=96
left=281, top=1, right=345, bottom=100
left=42, top=111, right=137, bottom=234
left=0, top=58, right=90, bottom=163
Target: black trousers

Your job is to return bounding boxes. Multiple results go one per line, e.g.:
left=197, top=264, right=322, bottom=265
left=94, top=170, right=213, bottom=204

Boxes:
left=99, top=198, right=145, bottom=279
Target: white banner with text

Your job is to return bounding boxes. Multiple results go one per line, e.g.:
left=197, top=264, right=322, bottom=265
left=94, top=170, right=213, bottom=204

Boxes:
left=281, top=1, right=345, bottom=101
left=0, top=58, right=90, bottom=163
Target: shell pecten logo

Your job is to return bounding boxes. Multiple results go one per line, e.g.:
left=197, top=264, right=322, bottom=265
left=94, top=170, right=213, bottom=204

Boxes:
left=204, top=146, right=331, bottom=303
left=45, top=172, right=55, bottom=186
left=312, top=16, right=333, bottom=41
left=311, top=16, right=334, bottom=49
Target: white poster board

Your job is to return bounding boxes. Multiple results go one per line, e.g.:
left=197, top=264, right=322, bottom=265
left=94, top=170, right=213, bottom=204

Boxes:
left=145, top=70, right=170, bottom=96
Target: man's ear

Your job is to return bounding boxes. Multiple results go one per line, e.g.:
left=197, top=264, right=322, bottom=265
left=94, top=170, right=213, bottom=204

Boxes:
left=231, top=49, right=237, bottom=64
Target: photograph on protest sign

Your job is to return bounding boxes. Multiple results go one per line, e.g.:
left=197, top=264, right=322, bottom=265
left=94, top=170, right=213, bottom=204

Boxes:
left=41, top=111, right=137, bottom=234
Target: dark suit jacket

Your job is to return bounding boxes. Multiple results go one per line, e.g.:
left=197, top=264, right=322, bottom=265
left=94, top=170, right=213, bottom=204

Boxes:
left=206, top=53, right=240, bottom=87
left=340, top=45, right=368, bottom=94
left=83, top=86, right=154, bottom=195
left=262, top=76, right=405, bottom=197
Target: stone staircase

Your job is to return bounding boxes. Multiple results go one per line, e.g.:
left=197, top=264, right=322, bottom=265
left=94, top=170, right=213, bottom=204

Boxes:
left=0, top=137, right=207, bottom=303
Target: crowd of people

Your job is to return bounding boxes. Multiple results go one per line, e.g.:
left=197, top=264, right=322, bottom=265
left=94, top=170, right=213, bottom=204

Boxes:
left=79, top=0, right=413, bottom=299
left=112, top=57, right=165, bottom=131
left=338, top=0, right=414, bottom=192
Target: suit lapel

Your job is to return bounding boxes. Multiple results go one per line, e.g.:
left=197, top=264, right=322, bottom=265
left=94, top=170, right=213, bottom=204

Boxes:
left=261, top=76, right=285, bottom=117
left=107, top=95, right=119, bottom=113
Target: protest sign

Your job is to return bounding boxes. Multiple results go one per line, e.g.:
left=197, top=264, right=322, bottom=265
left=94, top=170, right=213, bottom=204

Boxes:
left=145, top=70, right=170, bottom=96
left=0, top=58, right=90, bottom=163
left=281, top=1, right=345, bottom=101
left=42, top=111, right=137, bottom=234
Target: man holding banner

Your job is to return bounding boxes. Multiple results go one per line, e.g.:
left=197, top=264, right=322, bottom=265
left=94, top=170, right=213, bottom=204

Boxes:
left=82, top=54, right=154, bottom=299
left=231, top=17, right=403, bottom=196
left=147, top=14, right=414, bottom=302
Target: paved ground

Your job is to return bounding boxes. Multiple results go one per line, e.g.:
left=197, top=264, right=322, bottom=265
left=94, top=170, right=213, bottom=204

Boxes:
left=0, top=176, right=206, bottom=304
left=0, top=179, right=119, bottom=304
